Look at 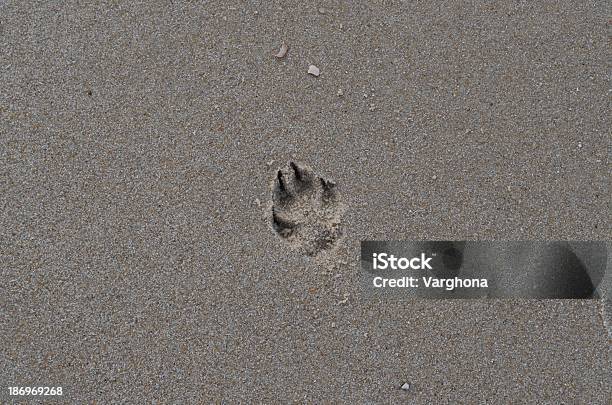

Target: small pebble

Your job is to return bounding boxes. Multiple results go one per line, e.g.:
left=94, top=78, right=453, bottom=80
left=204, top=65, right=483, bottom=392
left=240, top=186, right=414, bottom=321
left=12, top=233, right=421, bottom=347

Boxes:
left=432, top=175, right=437, bottom=180
left=308, top=65, right=320, bottom=77
left=337, top=89, right=344, bottom=97
left=275, top=42, right=288, bottom=58
left=401, top=383, right=410, bottom=391
left=254, top=198, right=261, bottom=207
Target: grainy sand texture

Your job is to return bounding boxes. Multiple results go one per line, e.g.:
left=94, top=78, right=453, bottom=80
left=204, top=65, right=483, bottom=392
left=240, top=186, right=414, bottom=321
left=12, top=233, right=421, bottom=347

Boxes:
left=1, top=1, right=610, bottom=403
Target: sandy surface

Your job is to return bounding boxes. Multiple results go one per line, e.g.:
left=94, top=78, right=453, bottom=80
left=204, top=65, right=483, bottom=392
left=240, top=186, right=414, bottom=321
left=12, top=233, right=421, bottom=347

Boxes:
left=1, top=1, right=610, bottom=402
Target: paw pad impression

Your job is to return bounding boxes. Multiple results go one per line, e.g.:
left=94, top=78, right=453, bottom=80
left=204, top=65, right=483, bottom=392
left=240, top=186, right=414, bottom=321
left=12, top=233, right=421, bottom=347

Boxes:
left=270, top=161, right=343, bottom=256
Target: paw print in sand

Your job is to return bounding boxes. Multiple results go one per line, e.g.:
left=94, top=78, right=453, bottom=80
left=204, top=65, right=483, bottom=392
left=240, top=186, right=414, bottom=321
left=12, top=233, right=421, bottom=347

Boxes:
left=271, top=162, right=343, bottom=256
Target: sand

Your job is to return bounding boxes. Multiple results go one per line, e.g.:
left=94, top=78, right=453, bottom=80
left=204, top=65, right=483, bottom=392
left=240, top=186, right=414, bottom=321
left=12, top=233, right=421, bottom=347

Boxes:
left=1, top=1, right=610, bottom=402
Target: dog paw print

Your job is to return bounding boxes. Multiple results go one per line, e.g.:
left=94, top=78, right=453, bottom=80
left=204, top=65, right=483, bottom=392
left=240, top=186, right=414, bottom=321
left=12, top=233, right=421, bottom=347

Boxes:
left=270, top=161, right=343, bottom=256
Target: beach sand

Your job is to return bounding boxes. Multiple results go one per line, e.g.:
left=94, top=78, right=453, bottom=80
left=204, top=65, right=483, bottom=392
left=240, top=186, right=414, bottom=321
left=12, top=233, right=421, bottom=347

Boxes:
left=1, top=1, right=610, bottom=402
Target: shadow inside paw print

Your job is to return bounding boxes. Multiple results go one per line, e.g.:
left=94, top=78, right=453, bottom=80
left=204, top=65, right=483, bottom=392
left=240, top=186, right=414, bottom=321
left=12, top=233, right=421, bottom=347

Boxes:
left=271, top=161, right=343, bottom=256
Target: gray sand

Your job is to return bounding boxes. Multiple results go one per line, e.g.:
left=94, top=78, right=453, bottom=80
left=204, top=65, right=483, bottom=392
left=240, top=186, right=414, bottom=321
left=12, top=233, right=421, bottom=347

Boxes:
left=1, top=1, right=610, bottom=402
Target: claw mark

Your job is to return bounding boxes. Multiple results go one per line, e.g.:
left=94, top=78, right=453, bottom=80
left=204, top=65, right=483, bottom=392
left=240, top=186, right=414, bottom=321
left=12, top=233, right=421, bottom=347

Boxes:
left=290, top=161, right=313, bottom=190
left=319, top=177, right=337, bottom=202
left=277, top=170, right=287, bottom=191
left=276, top=169, right=290, bottom=199
left=290, top=161, right=303, bottom=181
left=319, top=177, right=335, bottom=191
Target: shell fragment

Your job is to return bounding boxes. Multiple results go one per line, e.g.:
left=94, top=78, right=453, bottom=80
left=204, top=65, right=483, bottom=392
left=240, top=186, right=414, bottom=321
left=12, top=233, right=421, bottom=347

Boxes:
left=308, top=65, right=320, bottom=76
left=275, top=42, right=288, bottom=58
